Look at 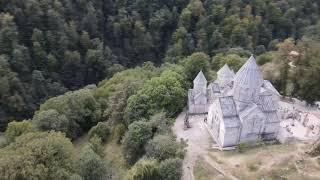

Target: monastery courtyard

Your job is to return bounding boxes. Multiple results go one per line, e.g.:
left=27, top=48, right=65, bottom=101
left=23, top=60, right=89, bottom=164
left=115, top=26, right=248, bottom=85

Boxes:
left=173, top=108, right=320, bottom=180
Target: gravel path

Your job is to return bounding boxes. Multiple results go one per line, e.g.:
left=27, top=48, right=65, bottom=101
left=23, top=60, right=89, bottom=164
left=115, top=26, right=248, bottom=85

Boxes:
left=172, top=111, right=239, bottom=180
left=172, top=111, right=212, bottom=180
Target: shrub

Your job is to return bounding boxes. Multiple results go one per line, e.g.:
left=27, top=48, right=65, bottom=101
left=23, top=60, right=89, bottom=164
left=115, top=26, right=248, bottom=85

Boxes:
left=88, top=122, right=110, bottom=143
left=32, top=109, right=69, bottom=135
left=145, top=135, right=185, bottom=161
left=113, top=123, right=126, bottom=144
left=122, top=121, right=153, bottom=165
left=38, top=88, right=102, bottom=139
left=158, top=158, right=183, bottom=180
left=88, top=135, right=105, bottom=157
left=125, top=159, right=160, bottom=180
left=0, top=132, right=75, bottom=179
left=77, top=146, right=111, bottom=180
left=5, top=120, right=33, bottom=142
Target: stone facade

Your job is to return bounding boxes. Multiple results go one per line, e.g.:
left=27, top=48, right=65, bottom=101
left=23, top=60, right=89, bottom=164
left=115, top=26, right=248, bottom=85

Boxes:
left=207, top=55, right=281, bottom=148
left=188, top=71, right=211, bottom=114
left=188, top=55, right=281, bottom=148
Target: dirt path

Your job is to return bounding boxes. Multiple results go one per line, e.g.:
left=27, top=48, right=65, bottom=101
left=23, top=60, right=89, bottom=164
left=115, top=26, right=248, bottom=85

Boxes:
left=172, top=111, right=238, bottom=180
left=172, top=111, right=210, bottom=180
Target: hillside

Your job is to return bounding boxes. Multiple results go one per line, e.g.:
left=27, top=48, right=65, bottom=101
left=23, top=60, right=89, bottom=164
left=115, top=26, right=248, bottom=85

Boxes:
left=0, top=0, right=320, bottom=179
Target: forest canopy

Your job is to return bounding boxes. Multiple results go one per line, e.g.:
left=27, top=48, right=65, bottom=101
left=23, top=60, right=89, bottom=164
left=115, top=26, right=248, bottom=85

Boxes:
left=1, top=0, right=320, bottom=179
left=0, top=0, right=320, bottom=129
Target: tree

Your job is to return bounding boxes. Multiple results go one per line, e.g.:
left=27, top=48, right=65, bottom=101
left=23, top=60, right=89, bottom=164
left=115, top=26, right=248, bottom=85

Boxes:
left=77, top=146, right=110, bottom=180
left=124, top=70, right=186, bottom=124
left=88, top=122, right=110, bottom=143
left=158, top=158, right=183, bottom=180
left=212, top=53, right=246, bottom=71
left=182, top=52, right=210, bottom=82
left=125, top=159, right=160, bottom=180
left=0, top=13, right=18, bottom=55
left=0, top=132, right=76, bottom=179
left=293, top=39, right=320, bottom=104
left=145, top=135, right=185, bottom=161
left=37, top=88, right=102, bottom=139
left=276, top=38, right=297, bottom=96
left=122, top=121, right=153, bottom=165
left=5, top=120, right=33, bottom=142
left=32, top=109, right=69, bottom=136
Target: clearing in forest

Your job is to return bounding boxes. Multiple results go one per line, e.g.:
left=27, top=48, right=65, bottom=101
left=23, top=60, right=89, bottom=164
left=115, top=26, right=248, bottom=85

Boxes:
left=173, top=111, right=320, bottom=180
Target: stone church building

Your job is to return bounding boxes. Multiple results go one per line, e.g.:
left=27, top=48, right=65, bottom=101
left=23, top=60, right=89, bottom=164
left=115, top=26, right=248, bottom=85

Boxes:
left=188, top=55, right=281, bottom=148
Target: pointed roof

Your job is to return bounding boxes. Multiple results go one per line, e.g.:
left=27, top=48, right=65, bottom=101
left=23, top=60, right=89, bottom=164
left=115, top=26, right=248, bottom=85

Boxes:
left=193, top=70, right=207, bottom=84
left=233, top=55, right=263, bottom=89
left=217, top=64, right=235, bottom=78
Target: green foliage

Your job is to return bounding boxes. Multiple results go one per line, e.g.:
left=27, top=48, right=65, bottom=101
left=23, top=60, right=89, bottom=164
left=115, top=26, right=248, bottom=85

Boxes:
left=122, top=121, right=153, bottom=165
left=95, top=65, right=158, bottom=111
left=88, top=135, right=105, bottom=158
left=257, top=52, right=275, bottom=65
left=293, top=39, right=320, bottom=104
left=88, top=122, right=110, bottom=143
left=125, top=159, right=160, bottom=180
left=124, top=69, right=186, bottom=124
left=212, top=53, right=246, bottom=71
left=1, top=0, right=320, bottom=127
left=5, top=120, right=33, bottom=142
left=114, top=123, right=126, bottom=144
left=182, top=52, right=210, bottom=82
left=0, top=132, right=75, bottom=179
left=145, top=135, right=185, bottom=161
left=37, top=88, right=101, bottom=139
left=237, top=143, right=250, bottom=153
left=32, top=109, right=69, bottom=136
left=77, top=145, right=110, bottom=180
left=158, top=158, right=183, bottom=180
left=148, top=112, right=172, bottom=135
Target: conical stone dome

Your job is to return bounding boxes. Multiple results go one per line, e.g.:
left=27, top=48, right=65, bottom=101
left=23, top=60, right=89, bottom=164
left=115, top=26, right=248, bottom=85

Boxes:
left=233, top=55, right=263, bottom=89
left=193, top=70, right=207, bottom=84
left=217, top=64, right=234, bottom=78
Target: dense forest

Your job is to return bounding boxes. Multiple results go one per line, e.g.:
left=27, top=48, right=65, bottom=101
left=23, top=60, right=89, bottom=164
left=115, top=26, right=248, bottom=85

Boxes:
left=0, top=0, right=320, bottom=179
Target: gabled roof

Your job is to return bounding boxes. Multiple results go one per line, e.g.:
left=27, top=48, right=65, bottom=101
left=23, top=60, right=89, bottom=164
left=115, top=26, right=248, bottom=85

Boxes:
left=217, top=64, right=235, bottom=78
left=193, top=70, right=207, bottom=84
left=234, top=55, right=263, bottom=89
left=218, top=96, right=238, bottom=117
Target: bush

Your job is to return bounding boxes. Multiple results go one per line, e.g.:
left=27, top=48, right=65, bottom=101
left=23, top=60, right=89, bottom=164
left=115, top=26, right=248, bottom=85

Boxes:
left=77, top=146, right=111, bottom=180
left=32, top=109, right=69, bottom=135
left=158, top=158, right=183, bottom=180
left=125, top=159, right=160, bottom=180
left=88, top=122, right=110, bottom=143
left=124, top=70, right=186, bottom=124
left=0, top=132, right=75, bottom=179
left=5, top=120, right=33, bottom=142
left=145, top=135, right=185, bottom=161
left=148, top=112, right=171, bottom=135
left=88, top=135, right=105, bottom=157
left=38, top=88, right=102, bottom=139
left=122, top=121, right=153, bottom=165
left=113, top=123, right=126, bottom=144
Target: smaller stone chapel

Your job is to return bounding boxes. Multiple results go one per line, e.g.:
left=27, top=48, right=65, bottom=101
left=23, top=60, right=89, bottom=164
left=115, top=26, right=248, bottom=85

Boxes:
left=188, top=55, right=281, bottom=148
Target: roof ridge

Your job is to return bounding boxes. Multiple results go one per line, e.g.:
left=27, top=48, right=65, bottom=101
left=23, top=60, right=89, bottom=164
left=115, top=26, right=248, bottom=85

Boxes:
left=233, top=55, right=263, bottom=89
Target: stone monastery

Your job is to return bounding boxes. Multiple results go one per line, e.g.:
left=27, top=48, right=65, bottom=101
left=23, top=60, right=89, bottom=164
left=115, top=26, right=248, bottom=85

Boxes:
left=188, top=55, right=281, bottom=148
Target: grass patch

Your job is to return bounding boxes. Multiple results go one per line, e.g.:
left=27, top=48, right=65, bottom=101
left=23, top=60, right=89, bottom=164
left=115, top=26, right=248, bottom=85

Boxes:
left=194, top=158, right=223, bottom=180
left=104, top=141, right=127, bottom=179
left=247, top=163, right=259, bottom=172
left=0, top=134, right=7, bottom=148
